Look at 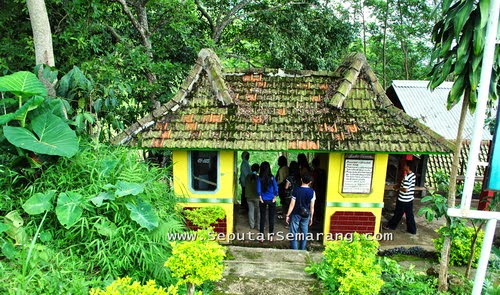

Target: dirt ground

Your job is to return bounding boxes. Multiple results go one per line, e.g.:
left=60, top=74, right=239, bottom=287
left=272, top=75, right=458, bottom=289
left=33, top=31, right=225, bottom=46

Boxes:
left=218, top=196, right=499, bottom=295
left=230, top=196, right=499, bottom=251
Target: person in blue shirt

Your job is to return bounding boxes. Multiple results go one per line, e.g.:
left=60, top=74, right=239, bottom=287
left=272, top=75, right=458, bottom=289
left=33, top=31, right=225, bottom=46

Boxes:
left=257, top=161, right=278, bottom=242
left=286, top=173, right=316, bottom=250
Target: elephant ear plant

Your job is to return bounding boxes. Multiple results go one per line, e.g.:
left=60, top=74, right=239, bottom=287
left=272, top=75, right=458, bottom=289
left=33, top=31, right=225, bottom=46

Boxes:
left=0, top=71, right=79, bottom=159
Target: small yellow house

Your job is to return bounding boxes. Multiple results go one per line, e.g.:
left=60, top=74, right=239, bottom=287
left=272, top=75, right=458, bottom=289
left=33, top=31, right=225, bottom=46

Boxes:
left=114, top=49, right=452, bottom=241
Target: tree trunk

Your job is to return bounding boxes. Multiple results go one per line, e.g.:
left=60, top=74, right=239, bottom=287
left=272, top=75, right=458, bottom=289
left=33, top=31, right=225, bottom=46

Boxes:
left=465, top=222, right=483, bottom=278
left=115, top=0, right=159, bottom=107
left=26, top=0, right=55, bottom=67
left=438, top=96, right=469, bottom=291
left=395, top=0, right=409, bottom=79
left=361, top=0, right=367, bottom=56
left=381, top=0, right=390, bottom=89
left=186, top=282, right=196, bottom=295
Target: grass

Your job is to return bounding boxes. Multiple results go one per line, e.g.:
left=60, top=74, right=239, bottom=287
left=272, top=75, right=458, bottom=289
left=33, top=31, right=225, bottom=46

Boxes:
left=390, top=253, right=436, bottom=263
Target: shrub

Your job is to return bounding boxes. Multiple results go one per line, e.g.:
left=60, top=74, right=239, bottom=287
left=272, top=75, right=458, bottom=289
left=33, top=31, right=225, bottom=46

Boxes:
left=1, top=142, right=186, bottom=287
left=89, top=277, right=179, bottom=295
left=0, top=245, right=101, bottom=295
left=379, top=257, right=441, bottom=295
left=305, top=232, right=383, bottom=294
left=165, top=238, right=225, bottom=295
left=434, top=225, right=484, bottom=267
left=184, top=206, right=226, bottom=230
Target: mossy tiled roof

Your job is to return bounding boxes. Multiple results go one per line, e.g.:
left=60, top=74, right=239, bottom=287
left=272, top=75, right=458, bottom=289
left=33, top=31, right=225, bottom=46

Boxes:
left=114, top=49, right=452, bottom=153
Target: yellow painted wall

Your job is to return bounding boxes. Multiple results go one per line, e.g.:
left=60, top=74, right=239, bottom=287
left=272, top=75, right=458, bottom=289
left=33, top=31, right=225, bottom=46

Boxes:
left=323, top=153, right=389, bottom=236
left=172, top=150, right=235, bottom=238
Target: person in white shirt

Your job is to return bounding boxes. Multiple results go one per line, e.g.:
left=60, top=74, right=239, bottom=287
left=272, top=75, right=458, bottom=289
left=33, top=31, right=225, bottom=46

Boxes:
left=383, top=161, right=417, bottom=234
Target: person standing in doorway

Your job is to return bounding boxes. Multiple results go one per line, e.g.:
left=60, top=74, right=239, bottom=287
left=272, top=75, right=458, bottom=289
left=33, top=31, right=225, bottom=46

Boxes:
left=239, top=151, right=251, bottom=212
left=257, top=161, right=279, bottom=242
left=286, top=173, right=316, bottom=250
left=276, top=155, right=289, bottom=219
left=311, top=157, right=326, bottom=225
left=245, top=163, right=260, bottom=229
left=297, top=153, right=311, bottom=176
left=383, top=161, right=417, bottom=234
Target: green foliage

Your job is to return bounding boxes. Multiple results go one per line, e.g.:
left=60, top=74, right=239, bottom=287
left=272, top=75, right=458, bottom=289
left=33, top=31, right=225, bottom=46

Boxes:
left=0, top=244, right=102, bottom=295
left=222, top=1, right=355, bottom=70
left=418, top=170, right=484, bottom=223
left=0, top=163, right=26, bottom=212
left=305, top=232, right=383, bottom=294
left=89, top=277, right=179, bottom=295
left=4, top=113, right=79, bottom=157
left=418, top=192, right=448, bottom=222
left=428, top=0, right=499, bottom=111
left=184, top=206, right=225, bottom=230
left=434, top=224, right=485, bottom=267
left=490, top=246, right=500, bottom=271
left=0, top=69, right=88, bottom=161
left=1, top=142, right=185, bottom=287
left=483, top=275, right=500, bottom=295
left=379, top=257, right=444, bottom=295
left=165, top=238, right=225, bottom=290
left=430, top=169, right=451, bottom=194
left=2, top=210, right=28, bottom=246
left=347, top=0, right=435, bottom=86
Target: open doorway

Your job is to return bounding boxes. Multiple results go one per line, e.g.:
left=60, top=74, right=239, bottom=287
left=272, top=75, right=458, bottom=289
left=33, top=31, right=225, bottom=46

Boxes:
left=233, top=151, right=328, bottom=248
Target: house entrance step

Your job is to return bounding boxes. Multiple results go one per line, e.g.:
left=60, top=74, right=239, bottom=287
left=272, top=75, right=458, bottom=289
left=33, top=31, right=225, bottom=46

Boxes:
left=213, top=246, right=323, bottom=295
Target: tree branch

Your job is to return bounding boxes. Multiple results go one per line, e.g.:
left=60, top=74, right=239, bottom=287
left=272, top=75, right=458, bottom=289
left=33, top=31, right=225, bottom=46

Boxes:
left=213, top=1, right=309, bottom=43
left=195, top=0, right=215, bottom=35
left=213, top=0, right=251, bottom=42
left=114, top=0, right=149, bottom=48
left=105, top=25, right=123, bottom=42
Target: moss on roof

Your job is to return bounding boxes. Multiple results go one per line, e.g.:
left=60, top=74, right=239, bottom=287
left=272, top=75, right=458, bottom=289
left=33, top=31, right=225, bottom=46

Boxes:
left=114, top=49, right=452, bottom=154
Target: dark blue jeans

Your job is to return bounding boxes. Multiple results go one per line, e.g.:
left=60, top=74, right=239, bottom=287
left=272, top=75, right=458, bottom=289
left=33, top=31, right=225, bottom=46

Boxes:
left=259, top=200, right=276, bottom=235
left=289, top=214, right=310, bottom=250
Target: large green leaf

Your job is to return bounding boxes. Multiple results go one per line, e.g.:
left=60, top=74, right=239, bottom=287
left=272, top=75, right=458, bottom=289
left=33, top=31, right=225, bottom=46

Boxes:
left=0, top=96, right=44, bottom=126
left=22, top=190, right=55, bottom=215
left=3, top=113, right=79, bottom=157
left=94, top=218, right=118, bottom=237
left=0, top=71, right=47, bottom=97
left=2, top=241, right=17, bottom=259
left=5, top=211, right=23, bottom=228
left=0, top=223, right=9, bottom=234
left=90, top=191, right=115, bottom=207
left=56, top=191, right=84, bottom=229
left=31, top=98, right=71, bottom=120
left=125, top=198, right=159, bottom=231
left=4, top=211, right=27, bottom=245
left=115, top=181, right=145, bottom=197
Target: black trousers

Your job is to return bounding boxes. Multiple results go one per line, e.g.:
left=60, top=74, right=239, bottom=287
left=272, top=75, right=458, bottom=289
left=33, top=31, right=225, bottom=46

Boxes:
left=387, top=200, right=417, bottom=234
left=259, top=200, right=276, bottom=234
left=240, top=184, right=248, bottom=210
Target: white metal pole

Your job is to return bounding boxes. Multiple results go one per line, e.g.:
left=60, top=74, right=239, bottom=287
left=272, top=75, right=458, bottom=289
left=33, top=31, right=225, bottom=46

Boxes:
left=472, top=219, right=498, bottom=295
left=455, top=1, right=500, bottom=294
left=459, top=0, right=500, bottom=210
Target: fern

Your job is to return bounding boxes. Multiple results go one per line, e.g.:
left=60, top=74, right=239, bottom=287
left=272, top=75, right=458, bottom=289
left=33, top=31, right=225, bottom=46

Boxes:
left=118, top=161, right=146, bottom=183
left=150, top=217, right=187, bottom=244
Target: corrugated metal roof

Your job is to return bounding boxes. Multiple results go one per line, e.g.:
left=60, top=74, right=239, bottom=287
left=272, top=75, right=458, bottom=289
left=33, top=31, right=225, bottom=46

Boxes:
left=389, top=80, right=493, bottom=141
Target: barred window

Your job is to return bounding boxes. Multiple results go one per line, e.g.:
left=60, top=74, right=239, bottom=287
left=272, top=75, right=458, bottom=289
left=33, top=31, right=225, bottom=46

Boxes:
left=190, top=151, right=218, bottom=192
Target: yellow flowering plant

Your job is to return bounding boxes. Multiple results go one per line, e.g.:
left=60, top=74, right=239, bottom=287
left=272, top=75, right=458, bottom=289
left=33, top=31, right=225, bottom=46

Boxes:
left=89, top=277, right=184, bottom=295
left=165, top=238, right=225, bottom=295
